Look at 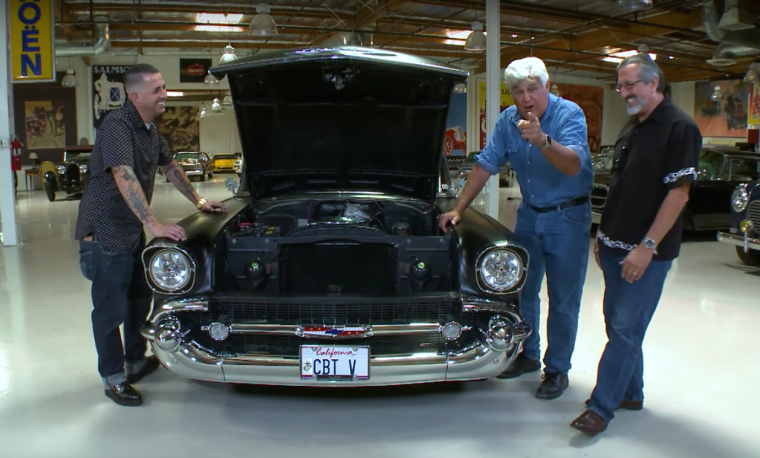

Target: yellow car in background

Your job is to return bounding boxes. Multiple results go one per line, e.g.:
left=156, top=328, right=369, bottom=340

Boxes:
left=213, top=153, right=237, bottom=173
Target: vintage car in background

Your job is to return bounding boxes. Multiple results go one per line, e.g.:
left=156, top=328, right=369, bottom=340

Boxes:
left=42, top=145, right=92, bottom=202
left=171, top=151, right=213, bottom=182
left=213, top=153, right=237, bottom=172
left=717, top=179, right=760, bottom=266
left=591, top=144, right=760, bottom=231
left=234, top=156, right=243, bottom=176
left=454, top=151, right=512, bottom=195
left=139, top=46, right=532, bottom=388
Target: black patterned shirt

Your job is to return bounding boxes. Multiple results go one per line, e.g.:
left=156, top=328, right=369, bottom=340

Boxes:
left=597, top=96, right=702, bottom=261
left=75, top=100, right=173, bottom=254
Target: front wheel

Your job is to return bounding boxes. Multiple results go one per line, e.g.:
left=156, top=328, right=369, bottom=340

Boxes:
left=736, top=247, right=760, bottom=266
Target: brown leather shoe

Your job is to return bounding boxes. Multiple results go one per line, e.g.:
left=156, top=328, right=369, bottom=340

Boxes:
left=585, top=398, right=643, bottom=411
left=570, top=410, right=608, bottom=435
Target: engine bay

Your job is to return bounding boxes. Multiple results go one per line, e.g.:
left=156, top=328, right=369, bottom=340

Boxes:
left=227, top=198, right=440, bottom=238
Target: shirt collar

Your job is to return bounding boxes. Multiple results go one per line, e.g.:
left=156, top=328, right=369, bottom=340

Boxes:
left=510, top=92, right=559, bottom=125
left=634, top=94, right=672, bottom=125
left=123, top=99, right=153, bottom=131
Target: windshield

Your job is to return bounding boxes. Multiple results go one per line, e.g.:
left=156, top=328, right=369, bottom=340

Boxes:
left=723, top=156, right=760, bottom=181
left=175, top=153, right=202, bottom=160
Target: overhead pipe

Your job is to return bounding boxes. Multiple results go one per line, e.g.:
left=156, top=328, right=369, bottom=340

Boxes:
left=56, top=22, right=111, bottom=56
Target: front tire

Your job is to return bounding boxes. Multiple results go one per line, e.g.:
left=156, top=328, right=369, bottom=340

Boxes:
left=44, top=179, right=56, bottom=202
left=736, top=247, right=760, bottom=266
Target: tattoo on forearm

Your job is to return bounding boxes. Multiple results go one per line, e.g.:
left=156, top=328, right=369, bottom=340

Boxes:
left=164, top=161, right=200, bottom=203
left=112, top=165, right=157, bottom=227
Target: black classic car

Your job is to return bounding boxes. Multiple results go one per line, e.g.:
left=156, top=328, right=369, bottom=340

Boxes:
left=592, top=144, right=760, bottom=231
left=43, top=145, right=92, bottom=202
left=138, top=47, right=532, bottom=387
left=172, top=151, right=214, bottom=181
left=717, top=179, right=760, bottom=266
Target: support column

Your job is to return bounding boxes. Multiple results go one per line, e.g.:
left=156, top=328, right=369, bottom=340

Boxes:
left=484, top=0, right=501, bottom=219
left=0, top=4, right=19, bottom=246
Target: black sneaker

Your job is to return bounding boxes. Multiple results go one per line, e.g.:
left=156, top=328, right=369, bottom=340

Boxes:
left=104, top=382, right=143, bottom=406
left=496, top=353, right=541, bottom=379
left=535, top=372, right=569, bottom=400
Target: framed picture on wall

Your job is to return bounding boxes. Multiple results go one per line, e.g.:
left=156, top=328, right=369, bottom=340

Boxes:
left=12, top=71, right=78, bottom=165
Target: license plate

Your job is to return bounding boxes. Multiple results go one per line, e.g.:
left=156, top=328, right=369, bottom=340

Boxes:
left=300, top=346, right=370, bottom=381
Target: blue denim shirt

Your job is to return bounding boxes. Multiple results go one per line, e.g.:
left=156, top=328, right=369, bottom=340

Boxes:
left=475, top=93, right=594, bottom=208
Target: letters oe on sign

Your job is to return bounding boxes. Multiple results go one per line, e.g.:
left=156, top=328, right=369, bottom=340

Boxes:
left=10, top=0, right=56, bottom=83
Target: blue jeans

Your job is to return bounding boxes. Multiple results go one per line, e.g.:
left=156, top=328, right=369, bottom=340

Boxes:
left=514, top=201, right=591, bottom=374
left=587, top=248, right=672, bottom=422
left=79, top=238, right=152, bottom=385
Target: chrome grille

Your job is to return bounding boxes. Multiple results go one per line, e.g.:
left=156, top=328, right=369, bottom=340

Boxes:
left=749, top=200, right=760, bottom=229
left=591, top=184, right=608, bottom=212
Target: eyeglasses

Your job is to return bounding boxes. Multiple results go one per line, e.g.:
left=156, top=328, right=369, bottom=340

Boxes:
left=615, top=80, right=641, bottom=92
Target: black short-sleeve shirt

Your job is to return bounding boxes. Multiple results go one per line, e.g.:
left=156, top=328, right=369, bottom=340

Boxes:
left=75, top=100, right=173, bottom=254
left=598, top=96, right=702, bottom=261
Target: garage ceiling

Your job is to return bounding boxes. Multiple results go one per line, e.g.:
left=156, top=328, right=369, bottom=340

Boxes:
left=55, top=0, right=760, bottom=84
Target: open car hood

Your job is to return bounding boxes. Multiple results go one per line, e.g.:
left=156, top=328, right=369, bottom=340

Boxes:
left=209, top=47, right=468, bottom=201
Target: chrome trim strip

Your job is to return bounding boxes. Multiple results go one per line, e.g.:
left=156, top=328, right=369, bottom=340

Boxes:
left=228, top=323, right=443, bottom=337
left=717, top=231, right=760, bottom=251
left=141, top=244, right=198, bottom=296
left=141, top=297, right=209, bottom=341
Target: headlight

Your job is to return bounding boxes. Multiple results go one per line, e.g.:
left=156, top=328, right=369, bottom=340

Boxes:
left=57, top=165, right=66, bottom=174
left=477, top=248, right=524, bottom=292
left=79, top=164, right=88, bottom=173
left=731, top=185, right=748, bottom=213
left=147, top=248, right=194, bottom=293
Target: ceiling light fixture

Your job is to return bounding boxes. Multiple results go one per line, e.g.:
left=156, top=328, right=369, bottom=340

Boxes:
left=204, top=74, right=219, bottom=85
left=219, top=43, right=238, bottom=64
left=744, top=62, right=760, bottom=84
left=453, top=82, right=467, bottom=94
left=195, top=13, right=244, bottom=32
left=250, top=3, right=278, bottom=36
left=61, top=68, right=76, bottom=87
left=464, top=22, right=486, bottom=51
left=615, top=0, right=653, bottom=11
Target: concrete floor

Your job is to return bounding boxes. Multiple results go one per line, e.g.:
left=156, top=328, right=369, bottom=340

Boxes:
left=1, top=176, right=759, bottom=458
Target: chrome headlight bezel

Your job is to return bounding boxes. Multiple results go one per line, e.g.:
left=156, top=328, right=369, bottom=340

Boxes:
left=475, top=244, right=528, bottom=294
left=142, top=245, right=197, bottom=295
left=731, top=184, right=749, bottom=213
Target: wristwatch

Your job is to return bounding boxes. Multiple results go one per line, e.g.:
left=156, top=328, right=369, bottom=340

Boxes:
left=540, top=134, right=552, bottom=150
left=641, top=237, right=657, bottom=249
left=196, top=197, right=207, bottom=210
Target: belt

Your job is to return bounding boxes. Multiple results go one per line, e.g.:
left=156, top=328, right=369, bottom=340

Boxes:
left=528, top=195, right=589, bottom=213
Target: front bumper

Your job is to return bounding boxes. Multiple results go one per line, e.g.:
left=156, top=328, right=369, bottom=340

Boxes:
left=183, top=169, right=203, bottom=176
left=141, top=297, right=532, bottom=387
left=717, top=226, right=760, bottom=252
left=591, top=211, right=602, bottom=224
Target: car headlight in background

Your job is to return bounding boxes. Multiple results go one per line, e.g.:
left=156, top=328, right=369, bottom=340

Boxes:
left=79, top=164, right=88, bottom=174
left=146, top=247, right=195, bottom=293
left=57, top=165, right=66, bottom=174
left=476, top=247, right=524, bottom=293
left=731, top=184, right=748, bottom=213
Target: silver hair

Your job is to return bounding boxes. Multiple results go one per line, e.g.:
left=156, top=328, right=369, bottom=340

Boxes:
left=504, top=57, right=549, bottom=91
left=617, top=54, right=665, bottom=93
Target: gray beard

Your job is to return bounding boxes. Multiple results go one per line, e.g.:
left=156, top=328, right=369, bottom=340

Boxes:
left=625, top=96, right=646, bottom=115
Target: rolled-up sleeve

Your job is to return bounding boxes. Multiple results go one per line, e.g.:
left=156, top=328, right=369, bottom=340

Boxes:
left=556, top=106, right=590, bottom=175
left=474, top=113, right=509, bottom=175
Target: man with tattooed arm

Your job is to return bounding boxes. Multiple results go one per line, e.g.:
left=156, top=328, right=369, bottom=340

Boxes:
left=75, top=64, right=226, bottom=406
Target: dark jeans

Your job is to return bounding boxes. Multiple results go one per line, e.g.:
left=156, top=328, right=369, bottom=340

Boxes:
left=587, top=248, right=673, bottom=422
left=79, top=238, right=152, bottom=381
left=514, top=200, right=592, bottom=374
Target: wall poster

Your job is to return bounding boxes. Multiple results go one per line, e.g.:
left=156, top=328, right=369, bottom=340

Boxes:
left=555, top=83, right=604, bottom=155
left=478, top=81, right=514, bottom=150
left=443, top=91, right=468, bottom=157
left=156, top=106, right=201, bottom=155
left=694, top=79, right=750, bottom=138
left=92, top=65, right=132, bottom=132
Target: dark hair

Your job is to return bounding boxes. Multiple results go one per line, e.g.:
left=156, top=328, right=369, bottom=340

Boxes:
left=617, top=54, right=665, bottom=93
left=124, top=63, right=161, bottom=93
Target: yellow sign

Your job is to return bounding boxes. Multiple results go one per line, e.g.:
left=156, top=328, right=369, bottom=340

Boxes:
left=10, top=0, right=56, bottom=83
left=478, top=81, right=515, bottom=149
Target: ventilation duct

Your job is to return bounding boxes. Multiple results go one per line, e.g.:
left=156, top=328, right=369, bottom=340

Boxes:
left=703, top=0, right=760, bottom=51
left=56, top=22, right=111, bottom=57
left=321, top=32, right=373, bottom=48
